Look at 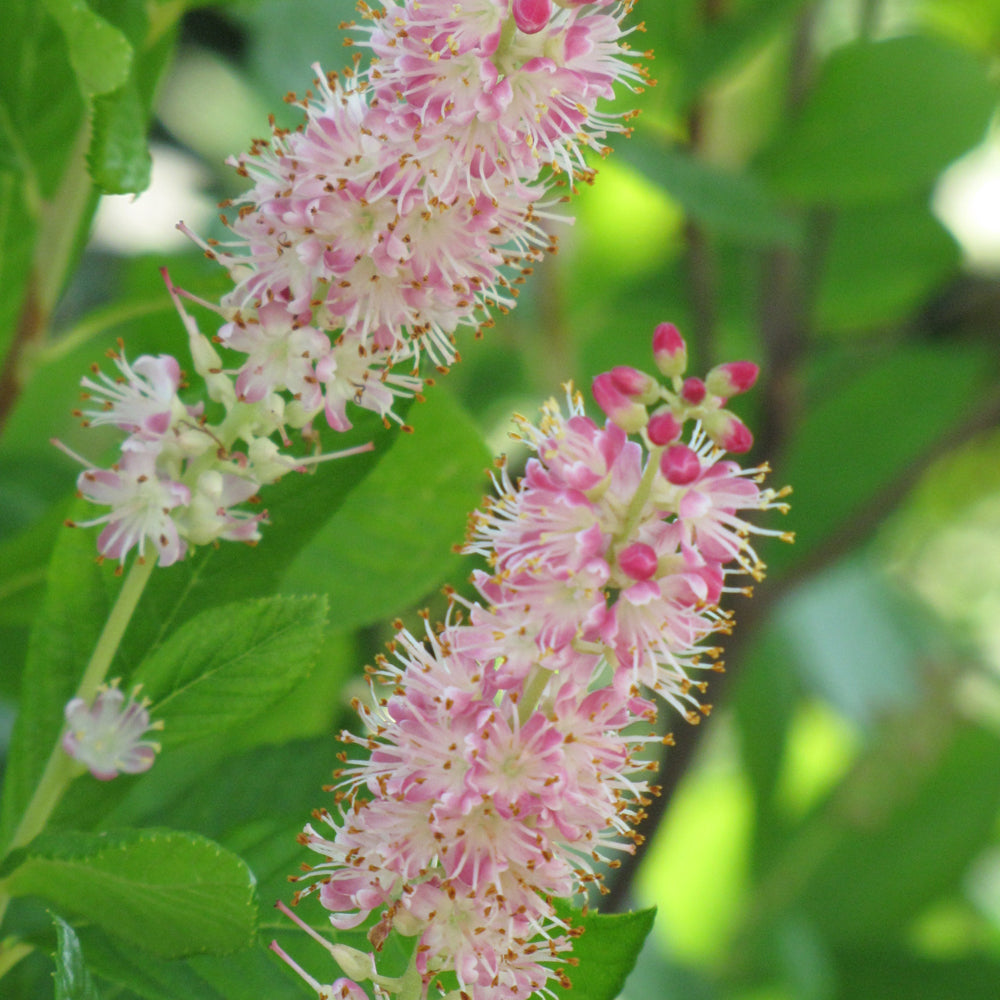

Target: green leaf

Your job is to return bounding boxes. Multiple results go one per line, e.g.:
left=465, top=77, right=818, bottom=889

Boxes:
left=41, top=0, right=133, bottom=97
left=112, top=406, right=393, bottom=674
left=758, top=35, right=996, bottom=204
left=552, top=903, right=657, bottom=1000
left=281, top=387, right=490, bottom=630
left=670, top=0, right=812, bottom=109
left=740, top=715, right=1000, bottom=956
left=0, top=512, right=113, bottom=852
left=769, top=342, right=997, bottom=577
left=88, top=82, right=152, bottom=193
left=616, top=137, right=803, bottom=247
left=132, top=595, right=328, bottom=746
left=54, top=913, right=104, bottom=1000
left=79, top=927, right=324, bottom=1000
left=796, top=720, right=1000, bottom=943
left=815, top=200, right=960, bottom=333
left=5, top=828, right=258, bottom=958
left=834, top=948, right=1000, bottom=999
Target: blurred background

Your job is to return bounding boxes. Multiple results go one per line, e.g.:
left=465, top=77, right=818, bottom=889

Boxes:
left=4, top=0, right=1000, bottom=998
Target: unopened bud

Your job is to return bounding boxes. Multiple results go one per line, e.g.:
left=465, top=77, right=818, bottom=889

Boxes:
left=706, top=361, right=759, bottom=398
left=652, top=322, right=687, bottom=378
left=703, top=409, right=753, bottom=453
left=609, top=365, right=657, bottom=401
left=513, top=0, right=552, bottom=33
left=680, top=377, right=706, bottom=405
left=592, top=373, right=648, bottom=433
left=618, top=541, right=658, bottom=581
left=646, top=409, right=682, bottom=446
left=660, top=444, right=702, bottom=485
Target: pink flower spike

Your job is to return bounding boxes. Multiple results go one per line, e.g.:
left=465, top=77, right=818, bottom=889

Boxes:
left=680, top=377, right=706, bottom=405
left=609, top=366, right=656, bottom=401
left=703, top=409, right=754, bottom=453
left=660, top=444, right=702, bottom=485
left=513, top=0, right=553, bottom=33
left=646, top=409, right=682, bottom=446
left=652, top=322, right=687, bottom=378
left=62, top=684, right=161, bottom=780
left=592, top=373, right=648, bottom=433
left=618, top=541, right=658, bottom=581
left=706, top=361, right=759, bottom=398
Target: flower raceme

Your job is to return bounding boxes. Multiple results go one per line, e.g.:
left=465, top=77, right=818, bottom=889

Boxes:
left=56, top=274, right=373, bottom=569
left=274, top=324, right=791, bottom=1000
left=59, top=0, right=646, bottom=569
left=182, top=0, right=649, bottom=431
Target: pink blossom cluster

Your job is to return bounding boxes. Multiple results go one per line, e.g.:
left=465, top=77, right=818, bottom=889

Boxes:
left=62, top=1, right=645, bottom=568
left=274, top=324, right=790, bottom=1000
left=184, top=0, right=648, bottom=432
left=58, top=275, right=370, bottom=568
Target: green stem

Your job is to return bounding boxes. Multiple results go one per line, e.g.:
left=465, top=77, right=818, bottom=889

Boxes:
left=518, top=664, right=555, bottom=726
left=0, top=558, right=154, bottom=940
left=0, top=556, right=155, bottom=882
left=616, top=444, right=665, bottom=545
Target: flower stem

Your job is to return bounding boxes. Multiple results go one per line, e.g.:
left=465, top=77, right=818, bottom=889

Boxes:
left=617, top=445, right=665, bottom=545
left=3, top=556, right=156, bottom=855
left=0, top=557, right=155, bottom=938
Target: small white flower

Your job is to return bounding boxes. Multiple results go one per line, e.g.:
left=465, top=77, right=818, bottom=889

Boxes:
left=62, top=683, right=162, bottom=781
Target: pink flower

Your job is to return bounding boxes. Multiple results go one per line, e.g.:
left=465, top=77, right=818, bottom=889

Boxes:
left=62, top=684, right=161, bottom=780
left=77, top=351, right=182, bottom=439
left=70, top=447, right=191, bottom=567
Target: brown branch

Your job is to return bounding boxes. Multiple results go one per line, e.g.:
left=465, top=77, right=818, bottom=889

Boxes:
left=0, top=281, right=44, bottom=436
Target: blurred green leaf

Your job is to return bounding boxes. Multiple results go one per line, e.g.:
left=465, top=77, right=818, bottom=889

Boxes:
left=41, top=0, right=133, bottom=97
left=617, top=137, right=803, bottom=247
left=0, top=512, right=113, bottom=852
left=53, top=913, right=103, bottom=1000
left=834, top=948, right=1000, bottom=998
left=6, top=828, right=258, bottom=958
left=770, top=342, right=998, bottom=576
left=132, top=595, right=328, bottom=746
left=281, top=387, right=490, bottom=631
left=777, top=557, right=922, bottom=725
left=741, top=715, right=1000, bottom=955
left=815, top=200, right=961, bottom=332
left=758, top=35, right=996, bottom=204
left=671, top=0, right=811, bottom=109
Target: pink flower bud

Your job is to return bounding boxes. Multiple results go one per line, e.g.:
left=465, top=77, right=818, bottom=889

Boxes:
left=592, top=373, right=648, bottom=433
left=609, top=365, right=657, bottom=401
left=660, top=444, right=702, bottom=485
left=646, top=409, right=682, bottom=446
left=706, top=361, right=759, bottom=398
left=618, top=541, right=658, bottom=581
left=681, top=377, right=706, bottom=405
left=513, top=0, right=552, bottom=33
left=703, top=409, right=754, bottom=453
left=652, top=322, right=687, bottom=378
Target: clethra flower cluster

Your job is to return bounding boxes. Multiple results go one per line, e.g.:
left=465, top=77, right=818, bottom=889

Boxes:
left=56, top=274, right=372, bottom=568
left=180, top=0, right=649, bottom=431
left=272, top=323, right=791, bottom=1000
left=62, top=682, right=162, bottom=781
left=59, top=1, right=645, bottom=568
